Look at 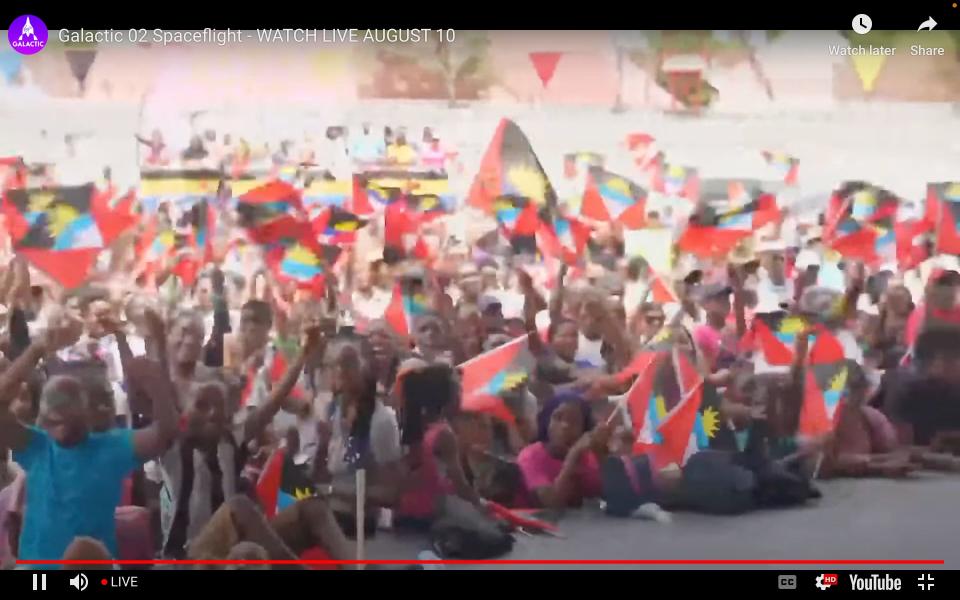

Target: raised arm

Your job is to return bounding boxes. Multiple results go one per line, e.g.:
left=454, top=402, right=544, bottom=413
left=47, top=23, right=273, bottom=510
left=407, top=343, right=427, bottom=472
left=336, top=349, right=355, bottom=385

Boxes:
left=728, top=264, right=748, bottom=339
left=0, top=311, right=84, bottom=452
left=203, top=268, right=231, bottom=368
left=242, top=320, right=323, bottom=443
left=127, top=356, right=180, bottom=460
left=518, top=268, right=547, bottom=355
left=548, top=263, right=568, bottom=327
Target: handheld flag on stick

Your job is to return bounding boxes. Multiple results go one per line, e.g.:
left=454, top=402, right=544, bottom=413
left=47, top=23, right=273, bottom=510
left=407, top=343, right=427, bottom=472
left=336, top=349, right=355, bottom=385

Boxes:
left=536, top=214, right=591, bottom=267
left=825, top=182, right=899, bottom=264
left=761, top=151, right=800, bottom=185
left=266, top=242, right=337, bottom=298
left=563, top=151, right=605, bottom=180
left=581, top=168, right=648, bottom=229
left=631, top=350, right=722, bottom=468
left=651, top=161, right=699, bottom=201
left=1, top=184, right=110, bottom=289
left=384, top=283, right=430, bottom=339
left=184, top=199, right=217, bottom=264
left=467, top=118, right=558, bottom=214
left=459, top=334, right=536, bottom=423
left=0, top=156, right=27, bottom=189
left=256, top=446, right=317, bottom=519
left=798, top=360, right=849, bottom=439
left=648, top=271, right=679, bottom=304
left=743, top=312, right=806, bottom=367
left=926, top=183, right=960, bottom=255
left=310, top=205, right=365, bottom=245
left=678, top=193, right=780, bottom=258
left=237, top=180, right=308, bottom=245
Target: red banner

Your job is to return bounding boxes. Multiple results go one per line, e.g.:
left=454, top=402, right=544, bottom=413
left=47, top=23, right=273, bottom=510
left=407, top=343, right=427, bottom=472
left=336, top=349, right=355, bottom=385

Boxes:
left=528, top=52, right=563, bottom=88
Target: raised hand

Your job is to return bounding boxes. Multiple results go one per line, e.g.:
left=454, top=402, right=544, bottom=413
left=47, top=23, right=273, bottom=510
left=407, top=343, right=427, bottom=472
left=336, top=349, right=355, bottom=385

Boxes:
left=143, top=306, right=166, bottom=342
left=301, top=316, right=325, bottom=356
left=43, top=309, right=84, bottom=352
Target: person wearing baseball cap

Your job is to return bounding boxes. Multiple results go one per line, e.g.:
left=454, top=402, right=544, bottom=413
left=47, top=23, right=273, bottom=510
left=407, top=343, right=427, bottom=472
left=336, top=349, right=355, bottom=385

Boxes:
left=691, top=282, right=737, bottom=378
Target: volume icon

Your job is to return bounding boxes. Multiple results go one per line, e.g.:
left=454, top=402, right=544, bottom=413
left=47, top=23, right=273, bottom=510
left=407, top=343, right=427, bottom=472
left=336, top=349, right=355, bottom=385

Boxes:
left=69, top=573, right=88, bottom=591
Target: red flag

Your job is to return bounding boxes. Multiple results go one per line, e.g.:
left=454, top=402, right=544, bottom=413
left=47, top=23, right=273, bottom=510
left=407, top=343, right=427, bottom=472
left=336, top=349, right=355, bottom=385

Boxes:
left=651, top=352, right=704, bottom=468
left=384, top=283, right=430, bottom=339
left=581, top=168, right=647, bottom=229
left=625, top=352, right=665, bottom=455
left=268, top=350, right=308, bottom=401
left=896, top=218, right=931, bottom=272
left=0, top=156, right=27, bottom=189
left=351, top=175, right=376, bottom=217
left=649, top=273, right=678, bottom=304
left=808, top=328, right=845, bottom=365
left=748, top=313, right=805, bottom=366
left=528, top=52, right=563, bottom=88
left=170, top=254, right=200, bottom=287
left=459, top=335, right=535, bottom=423
left=91, top=188, right=138, bottom=246
left=926, top=183, right=960, bottom=254
left=798, top=361, right=848, bottom=439
left=237, top=180, right=307, bottom=245
left=536, top=215, right=589, bottom=266
left=2, top=184, right=108, bottom=289
left=467, top=119, right=557, bottom=213
left=761, top=151, right=800, bottom=186
left=256, top=447, right=285, bottom=519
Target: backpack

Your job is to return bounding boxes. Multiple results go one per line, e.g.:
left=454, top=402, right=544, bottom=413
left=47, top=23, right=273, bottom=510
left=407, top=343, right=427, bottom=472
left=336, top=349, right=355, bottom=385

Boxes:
left=430, top=496, right=514, bottom=559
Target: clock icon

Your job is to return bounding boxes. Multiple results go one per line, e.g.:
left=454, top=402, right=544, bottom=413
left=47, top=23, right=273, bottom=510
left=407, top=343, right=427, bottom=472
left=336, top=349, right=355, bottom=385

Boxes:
left=852, top=13, right=872, bottom=34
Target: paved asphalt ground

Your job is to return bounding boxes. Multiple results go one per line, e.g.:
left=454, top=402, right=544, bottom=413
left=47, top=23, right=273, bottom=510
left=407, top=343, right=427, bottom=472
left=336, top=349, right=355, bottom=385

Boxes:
left=366, top=474, right=960, bottom=570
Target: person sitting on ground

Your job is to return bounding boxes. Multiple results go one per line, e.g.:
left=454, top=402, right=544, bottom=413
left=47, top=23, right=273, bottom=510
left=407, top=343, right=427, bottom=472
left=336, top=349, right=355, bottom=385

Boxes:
left=164, top=318, right=355, bottom=565
left=818, top=361, right=915, bottom=479
left=311, top=335, right=404, bottom=539
left=883, top=327, right=960, bottom=453
left=395, top=364, right=480, bottom=527
left=452, top=411, right=530, bottom=508
left=517, top=392, right=612, bottom=510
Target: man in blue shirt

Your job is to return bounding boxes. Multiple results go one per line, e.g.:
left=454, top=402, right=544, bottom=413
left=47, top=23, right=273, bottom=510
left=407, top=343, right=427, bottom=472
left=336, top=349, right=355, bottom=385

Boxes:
left=0, top=309, right=179, bottom=566
left=349, top=122, right=386, bottom=166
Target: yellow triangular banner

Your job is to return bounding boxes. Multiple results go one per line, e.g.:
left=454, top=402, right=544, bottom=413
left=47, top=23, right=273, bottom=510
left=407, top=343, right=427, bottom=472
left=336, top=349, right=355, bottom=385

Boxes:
left=850, top=54, right=887, bottom=92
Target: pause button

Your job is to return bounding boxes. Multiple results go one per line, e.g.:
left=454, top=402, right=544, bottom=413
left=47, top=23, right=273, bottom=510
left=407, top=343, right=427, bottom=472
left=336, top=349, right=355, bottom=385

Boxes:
left=32, top=573, right=47, bottom=591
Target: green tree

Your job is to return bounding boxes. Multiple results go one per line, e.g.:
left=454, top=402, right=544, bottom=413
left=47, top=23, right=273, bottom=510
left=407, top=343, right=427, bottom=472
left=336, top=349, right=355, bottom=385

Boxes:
left=372, top=30, right=492, bottom=106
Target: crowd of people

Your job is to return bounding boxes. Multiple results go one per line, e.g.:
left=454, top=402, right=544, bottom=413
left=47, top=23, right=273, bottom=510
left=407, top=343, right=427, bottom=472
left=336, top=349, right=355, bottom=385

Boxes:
left=2, top=118, right=960, bottom=572
left=135, top=123, right=456, bottom=180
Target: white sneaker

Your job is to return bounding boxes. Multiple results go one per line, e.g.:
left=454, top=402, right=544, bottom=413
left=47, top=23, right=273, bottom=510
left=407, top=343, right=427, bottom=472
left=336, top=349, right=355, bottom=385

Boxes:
left=631, top=502, right=672, bottom=524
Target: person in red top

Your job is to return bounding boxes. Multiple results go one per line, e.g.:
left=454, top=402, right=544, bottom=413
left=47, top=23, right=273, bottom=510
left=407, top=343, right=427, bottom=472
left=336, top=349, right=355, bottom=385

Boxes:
left=904, top=269, right=960, bottom=352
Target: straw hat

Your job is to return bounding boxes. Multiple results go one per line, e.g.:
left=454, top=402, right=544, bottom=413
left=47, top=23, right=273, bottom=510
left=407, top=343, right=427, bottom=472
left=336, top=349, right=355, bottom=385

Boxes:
left=728, top=238, right=757, bottom=265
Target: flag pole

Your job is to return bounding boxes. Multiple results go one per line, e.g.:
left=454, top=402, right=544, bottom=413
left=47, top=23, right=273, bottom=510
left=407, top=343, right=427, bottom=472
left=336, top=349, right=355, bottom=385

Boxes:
left=355, top=468, right=366, bottom=570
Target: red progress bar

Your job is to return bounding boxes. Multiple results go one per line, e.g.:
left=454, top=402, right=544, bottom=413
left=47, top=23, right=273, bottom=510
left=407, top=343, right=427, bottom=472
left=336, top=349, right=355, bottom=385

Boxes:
left=17, top=559, right=947, bottom=565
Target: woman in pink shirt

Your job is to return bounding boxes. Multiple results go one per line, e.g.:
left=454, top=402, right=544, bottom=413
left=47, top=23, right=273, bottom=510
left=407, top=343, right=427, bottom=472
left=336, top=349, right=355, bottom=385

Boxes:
left=517, top=393, right=610, bottom=509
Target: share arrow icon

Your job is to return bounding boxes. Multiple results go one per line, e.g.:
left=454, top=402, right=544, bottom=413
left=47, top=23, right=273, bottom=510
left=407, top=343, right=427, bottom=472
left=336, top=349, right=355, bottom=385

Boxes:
left=918, top=17, right=937, bottom=31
